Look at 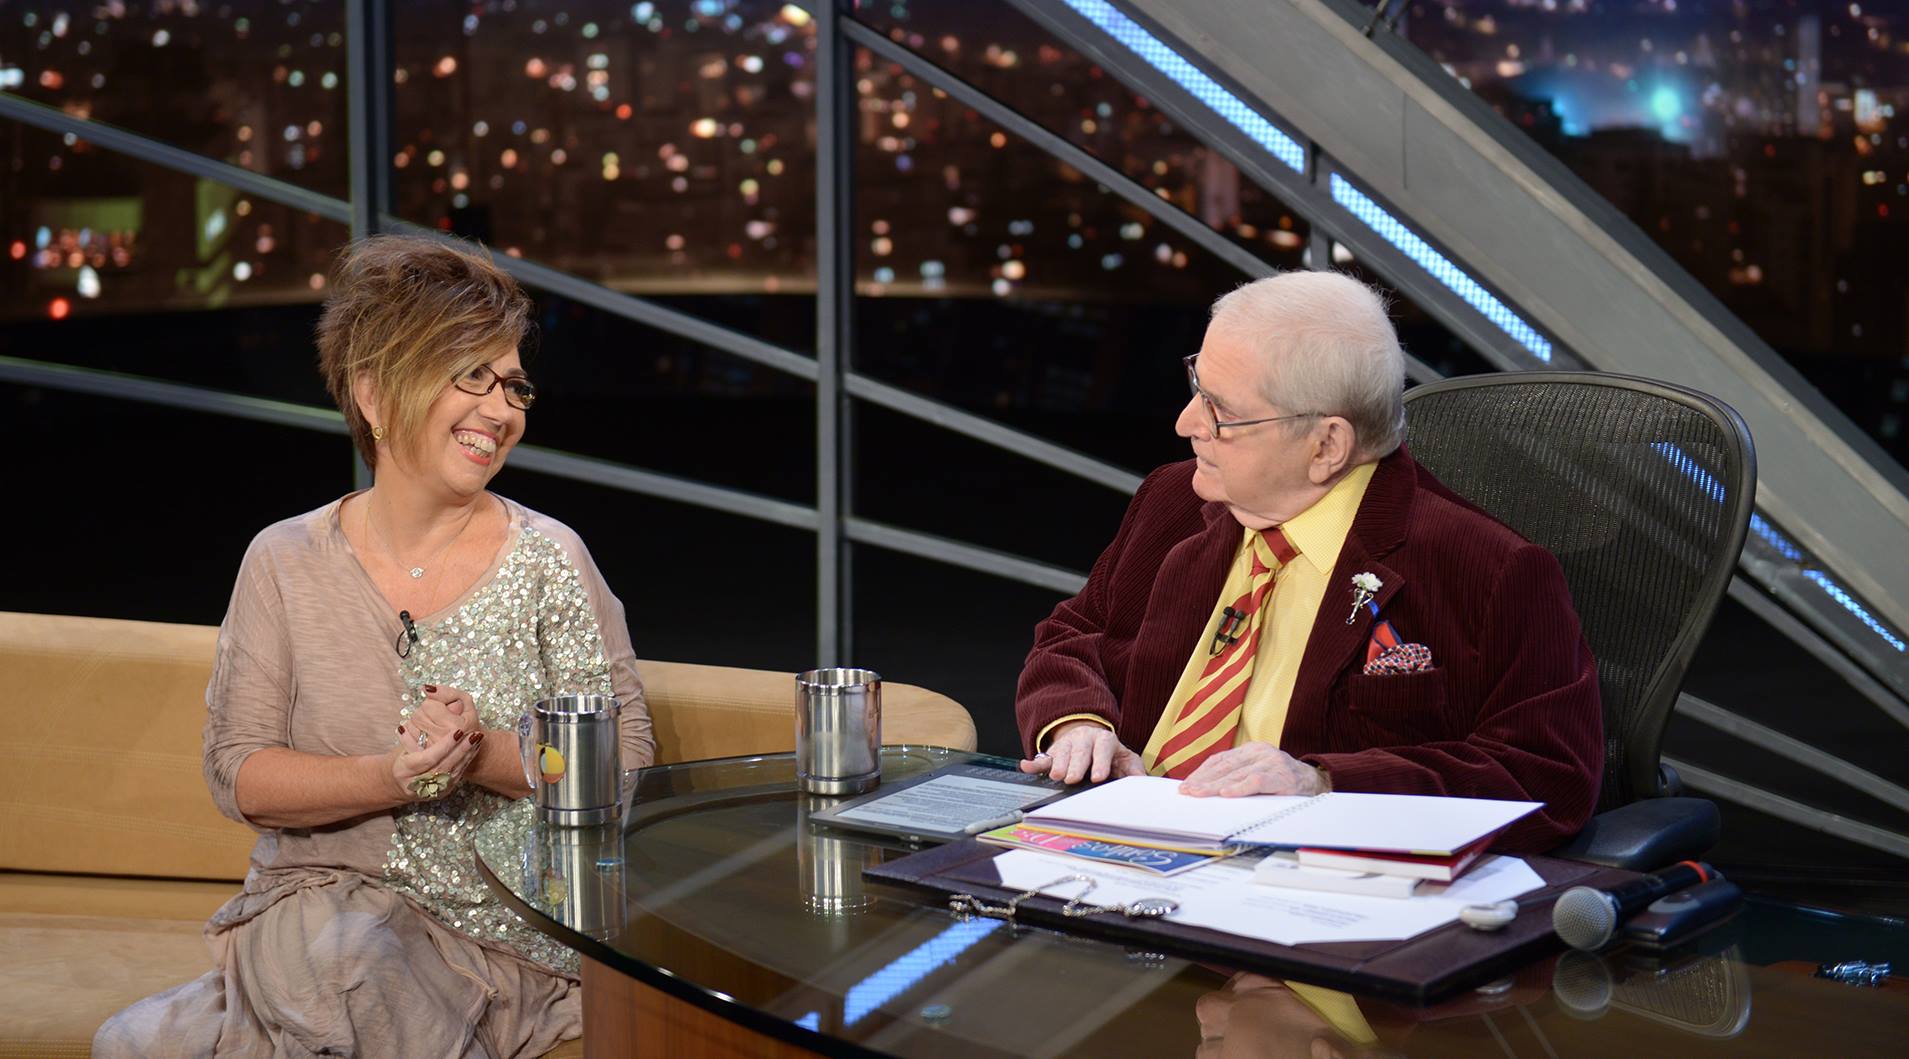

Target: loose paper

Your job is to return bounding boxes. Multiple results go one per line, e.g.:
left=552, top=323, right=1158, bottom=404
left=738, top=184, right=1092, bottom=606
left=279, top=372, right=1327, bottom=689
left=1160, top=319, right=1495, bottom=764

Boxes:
left=990, top=848, right=1544, bottom=945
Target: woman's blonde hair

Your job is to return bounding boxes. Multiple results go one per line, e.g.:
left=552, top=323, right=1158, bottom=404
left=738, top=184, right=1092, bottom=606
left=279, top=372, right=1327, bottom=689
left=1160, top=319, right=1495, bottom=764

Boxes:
left=316, top=236, right=532, bottom=470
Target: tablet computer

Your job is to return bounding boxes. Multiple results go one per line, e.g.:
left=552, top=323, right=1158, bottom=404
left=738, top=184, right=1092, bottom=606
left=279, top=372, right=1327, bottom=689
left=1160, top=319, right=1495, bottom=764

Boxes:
left=809, top=759, right=1073, bottom=845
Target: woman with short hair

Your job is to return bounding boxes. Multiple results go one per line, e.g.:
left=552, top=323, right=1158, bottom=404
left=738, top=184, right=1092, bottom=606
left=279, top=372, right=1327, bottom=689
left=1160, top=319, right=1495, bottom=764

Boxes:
left=96, top=235, right=654, bottom=1058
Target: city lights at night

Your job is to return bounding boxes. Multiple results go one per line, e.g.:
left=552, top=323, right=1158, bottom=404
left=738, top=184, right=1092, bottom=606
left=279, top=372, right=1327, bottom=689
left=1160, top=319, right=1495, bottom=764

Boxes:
left=0, top=0, right=1904, bottom=449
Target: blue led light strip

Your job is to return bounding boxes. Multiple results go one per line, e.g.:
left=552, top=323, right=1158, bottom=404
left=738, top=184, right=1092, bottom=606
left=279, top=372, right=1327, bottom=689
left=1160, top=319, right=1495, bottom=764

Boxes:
left=1650, top=443, right=1903, bottom=652
left=1060, top=0, right=1307, bottom=173
left=843, top=919, right=1003, bottom=1026
left=1330, top=174, right=1554, bottom=362
left=1803, top=571, right=1908, bottom=653
left=1060, top=1, right=1552, bottom=362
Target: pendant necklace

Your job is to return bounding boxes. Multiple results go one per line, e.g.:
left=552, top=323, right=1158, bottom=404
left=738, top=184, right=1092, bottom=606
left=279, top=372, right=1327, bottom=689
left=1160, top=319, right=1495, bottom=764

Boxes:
left=367, top=494, right=478, bottom=583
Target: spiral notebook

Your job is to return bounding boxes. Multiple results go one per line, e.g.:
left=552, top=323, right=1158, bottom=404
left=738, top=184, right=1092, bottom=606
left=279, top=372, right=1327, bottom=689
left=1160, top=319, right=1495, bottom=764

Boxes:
left=1024, top=776, right=1540, bottom=855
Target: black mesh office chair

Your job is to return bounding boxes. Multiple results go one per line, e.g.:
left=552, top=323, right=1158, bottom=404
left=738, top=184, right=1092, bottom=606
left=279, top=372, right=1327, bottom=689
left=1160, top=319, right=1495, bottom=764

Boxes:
left=1403, top=372, right=1755, bottom=870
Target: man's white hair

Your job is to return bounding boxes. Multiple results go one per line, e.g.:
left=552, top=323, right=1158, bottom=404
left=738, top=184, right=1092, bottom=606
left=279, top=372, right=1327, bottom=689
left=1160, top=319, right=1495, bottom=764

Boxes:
left=1208, top=271, right=1406, bottom=460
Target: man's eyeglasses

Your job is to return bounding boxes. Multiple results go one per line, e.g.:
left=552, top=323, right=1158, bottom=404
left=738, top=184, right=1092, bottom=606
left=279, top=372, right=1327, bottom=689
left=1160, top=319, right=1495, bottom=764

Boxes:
left=453, top=363, right=538, bottom=411
left=1183, top=354, right=1322, bottom=436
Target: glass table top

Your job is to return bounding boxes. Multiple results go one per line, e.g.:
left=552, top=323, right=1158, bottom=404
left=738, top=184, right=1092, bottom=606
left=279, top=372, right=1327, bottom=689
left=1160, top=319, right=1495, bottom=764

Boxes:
left=472, top=748, right=1909, bottom=1058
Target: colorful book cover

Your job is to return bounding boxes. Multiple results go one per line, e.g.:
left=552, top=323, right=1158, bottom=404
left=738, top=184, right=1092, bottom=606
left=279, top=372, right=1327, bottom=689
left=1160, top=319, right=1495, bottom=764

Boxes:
left=978, top=824, right=1227, bottom=876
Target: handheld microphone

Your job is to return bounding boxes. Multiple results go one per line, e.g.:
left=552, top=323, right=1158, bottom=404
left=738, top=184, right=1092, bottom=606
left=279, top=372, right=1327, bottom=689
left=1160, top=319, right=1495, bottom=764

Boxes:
left=1552, top=860, right=1715, bottom=951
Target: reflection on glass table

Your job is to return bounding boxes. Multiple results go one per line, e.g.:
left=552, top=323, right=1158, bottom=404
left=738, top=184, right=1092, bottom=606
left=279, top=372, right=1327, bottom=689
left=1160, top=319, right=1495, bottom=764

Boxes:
left=473, top=748, right=1909, bottom=1058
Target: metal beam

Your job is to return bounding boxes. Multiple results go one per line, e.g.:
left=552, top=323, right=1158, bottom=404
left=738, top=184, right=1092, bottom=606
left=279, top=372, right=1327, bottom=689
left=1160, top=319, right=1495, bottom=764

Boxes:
left=1666, top=757, right=1909, bottom=861
left=1725, top=580, right=1909, bottom=733
left=377, top=216, right=821, bottom=383
left=0, top=93, right=351, bottom=225
left=994, top=0, right=1512, bottom=377
left=845, top=518, right=1087, bottom=595
left=845, top=374, right=1143, bottom=495
left=346, top=0, right=393, bottom=492
left=817, top=0, right=856, bottom=664
left=861, top=9, right=1445, bottom=383
left=843, top=19, right=1274, bottom=281
left=0, top=356, right=349, bottom=435
left=345, top=0, right=395, bottom=240
left=0, top=355, right=814, bottom=530
left=1, top=357, right=1108, bottom=597
left=505, top=447, right=819, bottom=531
left=850, top=19, right=1460, bottom=383
left=1675, top=694, right=1909, bottom=816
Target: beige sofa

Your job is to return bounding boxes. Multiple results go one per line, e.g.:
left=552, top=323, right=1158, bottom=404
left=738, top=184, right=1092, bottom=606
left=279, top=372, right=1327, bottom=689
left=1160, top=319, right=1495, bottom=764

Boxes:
left=0, top=611, right=976, bottom=1058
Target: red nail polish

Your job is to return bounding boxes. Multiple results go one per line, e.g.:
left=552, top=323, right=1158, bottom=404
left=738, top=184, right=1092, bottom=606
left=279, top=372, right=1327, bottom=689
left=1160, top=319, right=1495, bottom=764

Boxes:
left=423, top=684, right=438, bottom=693
left=397, top=725, right=406, bottom=734
left=453, top=730, right=466, bottom=743
left=469, top=732, right=485, bottom=746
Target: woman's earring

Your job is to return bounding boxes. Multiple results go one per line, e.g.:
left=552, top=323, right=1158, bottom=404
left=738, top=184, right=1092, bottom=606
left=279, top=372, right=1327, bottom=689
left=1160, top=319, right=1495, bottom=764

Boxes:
left=371, top=425, right=386, bottom=441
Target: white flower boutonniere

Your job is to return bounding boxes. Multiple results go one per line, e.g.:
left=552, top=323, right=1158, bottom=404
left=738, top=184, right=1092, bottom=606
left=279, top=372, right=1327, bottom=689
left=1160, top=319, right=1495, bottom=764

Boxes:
left=1346, top=572, right=1383, bottom=625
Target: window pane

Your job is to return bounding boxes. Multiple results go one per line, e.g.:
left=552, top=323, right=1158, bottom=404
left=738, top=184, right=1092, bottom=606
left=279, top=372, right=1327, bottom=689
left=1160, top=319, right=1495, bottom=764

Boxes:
left=514, top=285, right=816, bottom=504
left=0, top=2, right=349, bottom=199
left=851, top=544, right=1069, bottom=756
left=2, top=388, right=352, bottom=623
left=1674, top=595, right=1909, bottom=845
left=499, top=476, right=816, bottom=672
left=851, top=45, right=1291, bottom=474
left=2, top=387, right=816, bottom=676
left=391, top=1, right=816, bottom=352
left=1389, top=1, right=1909, bottom=469
left=853, top=400, right=1135, bottom=571
left=0, top=118, right=346, bottom=403
left=853, top=0, right=1310, bottom=263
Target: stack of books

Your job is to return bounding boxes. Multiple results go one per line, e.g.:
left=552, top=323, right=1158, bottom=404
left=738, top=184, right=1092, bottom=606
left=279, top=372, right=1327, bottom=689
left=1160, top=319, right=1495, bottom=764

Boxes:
left=1001, top=776, right=1539, bottom=899
left=1252, top=834, right=1497, bottom=898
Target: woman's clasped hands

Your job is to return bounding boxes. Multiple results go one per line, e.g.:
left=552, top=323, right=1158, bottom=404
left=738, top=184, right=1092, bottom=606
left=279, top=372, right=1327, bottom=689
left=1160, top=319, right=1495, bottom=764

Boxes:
left=389, top=684, right=485, bottom=801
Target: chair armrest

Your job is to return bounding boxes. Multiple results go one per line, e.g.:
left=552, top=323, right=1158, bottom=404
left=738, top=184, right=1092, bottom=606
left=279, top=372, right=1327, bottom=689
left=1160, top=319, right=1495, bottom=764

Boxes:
left=1549, top=797, right=1721, bottom=871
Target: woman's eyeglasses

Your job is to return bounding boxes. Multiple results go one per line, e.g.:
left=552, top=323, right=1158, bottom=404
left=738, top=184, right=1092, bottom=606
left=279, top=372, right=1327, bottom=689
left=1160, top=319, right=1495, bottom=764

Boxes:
left=453, top=363, right=538, bottom=411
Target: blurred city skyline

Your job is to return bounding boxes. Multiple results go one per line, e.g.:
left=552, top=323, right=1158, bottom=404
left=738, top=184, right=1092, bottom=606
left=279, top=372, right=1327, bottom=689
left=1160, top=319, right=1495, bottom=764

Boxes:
left=2, top=0, right=1905, bottom=462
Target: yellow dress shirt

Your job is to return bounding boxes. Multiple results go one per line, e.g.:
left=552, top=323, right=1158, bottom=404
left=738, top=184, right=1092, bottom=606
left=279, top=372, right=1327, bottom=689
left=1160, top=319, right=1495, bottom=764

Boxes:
left=1132, top=462, right=1377, bottom=767
left=1035, top=464, right=1376, bottom=754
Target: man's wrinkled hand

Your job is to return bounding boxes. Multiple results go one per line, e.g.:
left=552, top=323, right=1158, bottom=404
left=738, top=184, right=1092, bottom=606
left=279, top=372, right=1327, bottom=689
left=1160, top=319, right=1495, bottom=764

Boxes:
left=1019, top=720, right=1145, bottom=785
left=1179, top=741, right=1329, bottom=797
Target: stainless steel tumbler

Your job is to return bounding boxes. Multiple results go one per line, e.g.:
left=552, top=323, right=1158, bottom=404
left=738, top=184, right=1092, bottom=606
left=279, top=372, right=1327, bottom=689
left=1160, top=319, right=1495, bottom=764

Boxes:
left=521, top=818, right=627, bottom=941
left=794, top=668, right=881, bottom=796
left=517, top=693, right=623, bottom=825
left=796, top=794, right=877, bottom=916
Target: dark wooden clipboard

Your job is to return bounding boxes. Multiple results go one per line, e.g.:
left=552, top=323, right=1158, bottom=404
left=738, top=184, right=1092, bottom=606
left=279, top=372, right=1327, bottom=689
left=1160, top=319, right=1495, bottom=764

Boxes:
left=865, top=838, right=1639, bottom=1005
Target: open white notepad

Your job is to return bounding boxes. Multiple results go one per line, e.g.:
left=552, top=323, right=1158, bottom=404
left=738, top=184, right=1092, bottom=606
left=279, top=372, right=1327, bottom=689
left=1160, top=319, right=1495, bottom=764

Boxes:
left=1024, top=776, right=1541, bottom=854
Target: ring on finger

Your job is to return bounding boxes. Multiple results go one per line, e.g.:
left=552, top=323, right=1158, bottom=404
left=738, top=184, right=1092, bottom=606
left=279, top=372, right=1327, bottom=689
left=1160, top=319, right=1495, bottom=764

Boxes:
left=408, top=771, right=452, bottom=799
left=416, top=729, right=430, bottom=750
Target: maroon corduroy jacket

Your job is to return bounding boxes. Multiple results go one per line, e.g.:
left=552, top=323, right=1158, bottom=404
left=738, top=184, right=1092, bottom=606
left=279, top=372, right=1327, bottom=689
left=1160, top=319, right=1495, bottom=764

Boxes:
left=1014, top=449, right=1604, bottom=852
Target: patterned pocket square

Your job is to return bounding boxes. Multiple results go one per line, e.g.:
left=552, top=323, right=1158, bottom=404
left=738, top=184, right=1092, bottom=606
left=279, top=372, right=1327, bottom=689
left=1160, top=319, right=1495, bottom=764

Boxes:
left=1363, top=619, right=1434, bottom=675
left=1364, top=642, right=1435, bottom=676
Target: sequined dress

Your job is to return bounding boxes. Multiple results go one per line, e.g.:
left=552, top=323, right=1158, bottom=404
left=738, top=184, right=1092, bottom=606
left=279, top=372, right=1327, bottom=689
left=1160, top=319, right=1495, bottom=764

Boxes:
left=92, top=494, right=654, bottom=1059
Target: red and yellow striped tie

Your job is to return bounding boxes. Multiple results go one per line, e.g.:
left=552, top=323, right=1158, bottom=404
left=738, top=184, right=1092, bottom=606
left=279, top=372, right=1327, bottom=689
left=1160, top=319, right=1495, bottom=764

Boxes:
left=1150, top=528, right=1300, bottom=780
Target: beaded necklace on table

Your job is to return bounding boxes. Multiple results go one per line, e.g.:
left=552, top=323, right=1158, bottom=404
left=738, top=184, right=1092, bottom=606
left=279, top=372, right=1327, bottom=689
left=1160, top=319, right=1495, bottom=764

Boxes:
left=383, top=525, right=613, bottom=975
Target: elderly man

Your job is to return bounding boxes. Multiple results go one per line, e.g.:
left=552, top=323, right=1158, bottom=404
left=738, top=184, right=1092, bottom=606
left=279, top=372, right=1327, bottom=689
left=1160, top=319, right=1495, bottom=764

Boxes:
left=1016, top=271, right=1602, bottom=851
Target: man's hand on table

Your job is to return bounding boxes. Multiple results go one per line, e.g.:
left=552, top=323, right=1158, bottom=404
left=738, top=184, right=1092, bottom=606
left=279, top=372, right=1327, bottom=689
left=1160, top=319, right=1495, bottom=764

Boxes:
left=1019, top=719, right=1144, bottom=784
left=1179, top=741, right=1330, bottom=797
